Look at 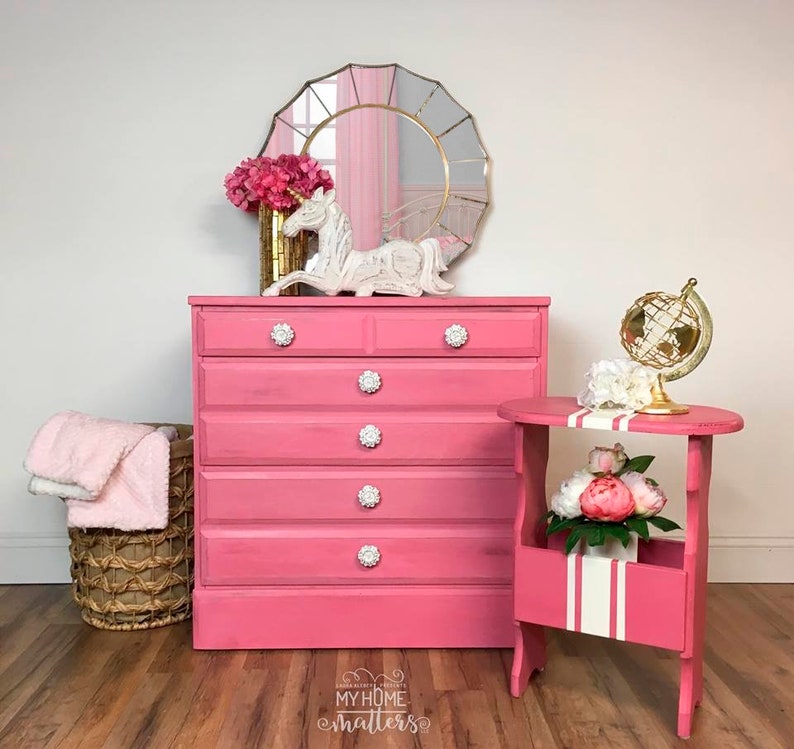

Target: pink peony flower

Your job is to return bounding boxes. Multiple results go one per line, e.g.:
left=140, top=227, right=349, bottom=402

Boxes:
left=579, top=475, right=635, bottom=522
left=587, top=443, right=627, bottom=474
left=621, top=471, right=667, bottom=517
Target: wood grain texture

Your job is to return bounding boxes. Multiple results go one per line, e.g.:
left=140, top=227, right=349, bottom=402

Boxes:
left=0, top=584, right=791, bottom=748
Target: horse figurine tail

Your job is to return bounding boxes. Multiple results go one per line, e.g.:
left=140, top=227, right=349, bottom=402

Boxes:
left=418, top=238, right=455, bottom=295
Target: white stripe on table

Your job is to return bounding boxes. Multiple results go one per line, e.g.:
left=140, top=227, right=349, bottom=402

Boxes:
left=566, top=553, right=577, bottom=630
left=567, top=408, right=590, bottom=428
left=615, top=560, right=627, bottom=640
left=580, top=556, right=613, bottom=637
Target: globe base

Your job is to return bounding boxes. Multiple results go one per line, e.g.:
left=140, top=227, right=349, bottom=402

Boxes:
left=638, top=375, right=690, bottom=415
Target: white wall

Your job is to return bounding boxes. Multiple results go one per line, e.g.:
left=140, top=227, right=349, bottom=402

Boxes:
left=1, top=1, right=791, bottom=583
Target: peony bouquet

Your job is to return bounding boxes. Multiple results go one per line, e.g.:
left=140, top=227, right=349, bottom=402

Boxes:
left=544, top=443, right=680, bottom=554
left=224, top=153, right=333, bottom=212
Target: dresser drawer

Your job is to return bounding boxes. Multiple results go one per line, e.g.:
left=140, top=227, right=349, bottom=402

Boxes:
left=199, top=411, right=514, bottom=465
left=200, top=524, right=512, bottom=586
left=196, top=309, right=368, bottom=356
left=199, top=467, right=517, bottom=522
left=372, top=310, right=543, bottom=357
left=199, top=358, right=539, bottom=408
left=195, top=307, right=544, bottom=358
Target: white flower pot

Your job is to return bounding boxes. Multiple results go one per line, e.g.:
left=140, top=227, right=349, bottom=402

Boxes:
left=573, top=535, right=638, bottom=562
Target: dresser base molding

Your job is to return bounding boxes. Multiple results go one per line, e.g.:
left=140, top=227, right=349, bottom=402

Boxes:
left=192, top=586, right=514, bottom=649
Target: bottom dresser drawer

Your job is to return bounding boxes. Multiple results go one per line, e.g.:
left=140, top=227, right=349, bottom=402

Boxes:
left=193, top=585, right=514, bottom=649
left=200, top=524, right=512, bottom=586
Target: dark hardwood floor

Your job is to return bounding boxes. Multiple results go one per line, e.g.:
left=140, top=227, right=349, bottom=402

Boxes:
left=0, top=584, right=792, bottom=748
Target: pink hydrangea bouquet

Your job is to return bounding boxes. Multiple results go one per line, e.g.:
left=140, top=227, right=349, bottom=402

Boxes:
left=224, top=153, right=333, bottom=212
left=543, top=443, right=680, bottom=554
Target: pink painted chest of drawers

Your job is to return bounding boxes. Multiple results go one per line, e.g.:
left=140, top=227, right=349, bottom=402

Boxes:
left=189, top=296, right=549, bottom=649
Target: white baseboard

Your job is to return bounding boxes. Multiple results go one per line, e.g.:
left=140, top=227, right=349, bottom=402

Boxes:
left=0, top=533, right=71, bottom=584
left=706, top=536, right=794, bottom=583
left=1, top=534, right=792, bottom=585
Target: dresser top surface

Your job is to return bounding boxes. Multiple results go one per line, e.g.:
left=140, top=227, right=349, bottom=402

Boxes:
left=188, top=295, right=551, bottom=308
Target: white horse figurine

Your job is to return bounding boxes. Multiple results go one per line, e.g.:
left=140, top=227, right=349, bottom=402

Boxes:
left=262, top=187, right=454, bottom=297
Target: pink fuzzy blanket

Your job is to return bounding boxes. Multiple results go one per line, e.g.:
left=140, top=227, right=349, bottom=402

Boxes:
left=24, top=411, right=170, bottom=530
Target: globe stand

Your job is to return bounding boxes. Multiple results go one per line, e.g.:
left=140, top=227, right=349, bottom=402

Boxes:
left=639, top=374, right=689, bottom=415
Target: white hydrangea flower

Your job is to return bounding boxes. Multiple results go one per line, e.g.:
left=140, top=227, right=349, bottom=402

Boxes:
left=577, top=358, right=657, bottom=412
left=550, top=469, right=594, bottom=519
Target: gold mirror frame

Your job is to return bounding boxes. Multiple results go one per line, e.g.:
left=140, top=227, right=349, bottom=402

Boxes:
left=258, top=62, right=490, bottom=257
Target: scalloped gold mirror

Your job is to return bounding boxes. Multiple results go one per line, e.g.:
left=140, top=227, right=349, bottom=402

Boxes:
left=259, top=62, right=490, bottom=267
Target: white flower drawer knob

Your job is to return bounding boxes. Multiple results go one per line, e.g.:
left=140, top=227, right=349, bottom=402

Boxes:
left=444, top=323, right=468, bottom=348
left=357, top=484, right=381, bottom=508
left=358, top=370, right=382, bottom=394
left=270, top=322, right=295, bottom=347
left=359, top=424, right=382, bottom=448
left=357, top=544, right=381, bottom=568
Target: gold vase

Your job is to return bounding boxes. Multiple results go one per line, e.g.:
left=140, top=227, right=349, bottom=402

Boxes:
left=258, top=204, right=309, bottom=296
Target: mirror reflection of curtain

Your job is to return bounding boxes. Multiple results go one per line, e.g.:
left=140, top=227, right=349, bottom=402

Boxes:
left=336, top=69, right=400, bottom=250
left=262, top=106, right=296, bottom=158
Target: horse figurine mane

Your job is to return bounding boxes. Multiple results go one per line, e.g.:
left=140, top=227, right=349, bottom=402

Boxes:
left=262, top=187, right=454, bottom=297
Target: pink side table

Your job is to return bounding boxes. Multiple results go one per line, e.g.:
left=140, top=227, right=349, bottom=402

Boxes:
left=497, top=396, right=744, bottom=738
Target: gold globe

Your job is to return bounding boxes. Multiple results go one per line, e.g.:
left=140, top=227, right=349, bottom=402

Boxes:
left=619, top=278, right=713, bottom=414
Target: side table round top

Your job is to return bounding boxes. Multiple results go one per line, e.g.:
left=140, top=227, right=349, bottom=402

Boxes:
left=497, top=396, right=744, bottom=436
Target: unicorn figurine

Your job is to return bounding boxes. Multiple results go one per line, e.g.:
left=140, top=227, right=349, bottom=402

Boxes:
left=262, top=187, right=454, bottom=297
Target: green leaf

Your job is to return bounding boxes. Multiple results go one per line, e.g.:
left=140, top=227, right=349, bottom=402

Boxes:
left=540, top=510, right=555, bottom=521
left=618, top=455, right=655, bottom=475
left=625, top=516, right=651, bottom=541
left=603, top=524, right=632, bottom=547
left=646, top=477, right=659, bottom=486
left=646, top=515, right=682, bottom=532
left=565, top=527, right=584, bottom=554
left=546, top=515, right=580, bottom=536
left=545, top=513, right=563, bottom=532
left=587, top=525, right=606, bottom=547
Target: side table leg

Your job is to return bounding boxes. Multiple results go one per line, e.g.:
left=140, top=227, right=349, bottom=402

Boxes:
left=510, top=424, right=550, bottom=698
left=510, top=621, right=546, bottom=697
left=678, top=435, right=712, bottom=738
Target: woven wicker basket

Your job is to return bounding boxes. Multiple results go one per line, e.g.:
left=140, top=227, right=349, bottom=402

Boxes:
left=68, top=424, right=194, bottom=630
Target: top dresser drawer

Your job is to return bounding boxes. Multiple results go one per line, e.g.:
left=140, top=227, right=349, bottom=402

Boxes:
left=195, top=307, right=544, bottom=357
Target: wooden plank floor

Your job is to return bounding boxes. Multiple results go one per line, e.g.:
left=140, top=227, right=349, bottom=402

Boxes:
left=0, top=584, right=792, bottom=748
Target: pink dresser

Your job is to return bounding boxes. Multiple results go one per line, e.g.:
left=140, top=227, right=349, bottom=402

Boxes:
left=189, top=296, right=549, bottom=649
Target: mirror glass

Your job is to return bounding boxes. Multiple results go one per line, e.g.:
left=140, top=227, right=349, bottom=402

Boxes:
left=260, top=63, right=489, bottom=265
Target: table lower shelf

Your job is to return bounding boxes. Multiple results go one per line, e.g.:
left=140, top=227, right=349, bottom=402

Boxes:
left=515, top=538, right=687, bottom=651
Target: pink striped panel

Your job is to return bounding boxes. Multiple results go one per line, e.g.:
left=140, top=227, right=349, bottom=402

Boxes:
left=514, top=545, right=686, bottom=650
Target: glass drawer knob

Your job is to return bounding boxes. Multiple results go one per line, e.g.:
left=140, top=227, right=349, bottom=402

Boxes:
left=358, top=485, right=381, bottom=508
left=270, top=322, right=295, bottom=347
left=357, top=544, right=381, bottom=567
left=358, top=370, right=382, bottom=394
left=359, top=424, right=382, bottom=448
left=444, top=324, right=468, bottom=348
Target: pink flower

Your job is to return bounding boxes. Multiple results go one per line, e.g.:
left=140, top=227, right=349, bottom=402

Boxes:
left=223, top=158, right=262, bottom=213
left=587, top=443, right=627, bottom=474
left=579, top=475, right=635, bottom=522
left=621, top=471, right=667, bottom=517
left=224, top=153, right=334, bottom=212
